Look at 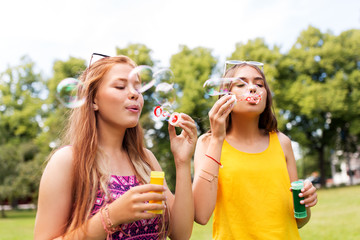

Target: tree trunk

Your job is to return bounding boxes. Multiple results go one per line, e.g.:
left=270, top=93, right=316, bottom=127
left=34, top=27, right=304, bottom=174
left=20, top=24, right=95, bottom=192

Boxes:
left=0, top=204, right=6, bottom=218
left=318, top=145, right=326, bottom=187
left=347, top=154, right=354, bottom=185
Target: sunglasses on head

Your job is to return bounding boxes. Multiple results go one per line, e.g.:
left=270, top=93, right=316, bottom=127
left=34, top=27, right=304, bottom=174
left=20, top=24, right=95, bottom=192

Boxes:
left=223, top=60, right=264, bottom=75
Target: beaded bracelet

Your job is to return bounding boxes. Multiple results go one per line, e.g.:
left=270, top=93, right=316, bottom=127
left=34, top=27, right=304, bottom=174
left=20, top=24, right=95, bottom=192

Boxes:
left=205, top=154, right=223, bottom=168
left=100, top=204, right=129, bottom=239
left=100, top=207, right=113, bottom=236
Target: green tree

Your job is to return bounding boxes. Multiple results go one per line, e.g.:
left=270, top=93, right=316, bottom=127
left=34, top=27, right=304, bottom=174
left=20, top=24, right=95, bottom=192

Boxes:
left=0, top=56, right=45, bottom=215
left=170, top=45, right=218, bottom=134
left=0, top=144, right=21, bottom=217
left=276, top=26, right=360, bottom=185
left=116, top=43, right=155, bottom=66
left=36, top=57, right=86, bottom=153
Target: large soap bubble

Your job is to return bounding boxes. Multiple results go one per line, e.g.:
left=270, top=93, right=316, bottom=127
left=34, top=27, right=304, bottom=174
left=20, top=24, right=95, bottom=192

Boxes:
left=128, top=66, right=175, bottom=94
left=128, top=65, right=156, bottom=93
left=56, top=78, right=85, bottom=108
left=203, top=78, right=237, bottom=96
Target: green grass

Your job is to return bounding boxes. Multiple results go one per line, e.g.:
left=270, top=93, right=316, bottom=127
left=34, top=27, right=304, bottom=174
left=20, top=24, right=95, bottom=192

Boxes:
left=298, top=185, right=360, bottom=240
left=1, top=185, right=359, bottom=239
left=0, top=209, right=36, bottom=240
left=190, top=216, right=213, bottom=239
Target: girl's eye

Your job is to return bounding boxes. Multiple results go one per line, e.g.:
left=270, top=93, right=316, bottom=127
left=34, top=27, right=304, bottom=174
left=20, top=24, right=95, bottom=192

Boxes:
left=256, top=84, right=264, bottom=88
left=236, top=84, right=246, bottom=88
left=115, top=86, right=125, bottom=90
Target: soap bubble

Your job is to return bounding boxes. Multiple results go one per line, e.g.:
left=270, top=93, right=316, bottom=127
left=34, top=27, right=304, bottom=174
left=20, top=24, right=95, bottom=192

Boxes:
left=153, top=82, right=176, bottom=106
left=128, top=65, right=155, bottom=93
left=128, top=66, right=175, bottom=94
left=153, top=68, right=174, bottom=85
left=56, top=78, right=85, bottom=108
left=203, top=78, right=237, bottom=96
left=152, top=68, right=176, bottom=107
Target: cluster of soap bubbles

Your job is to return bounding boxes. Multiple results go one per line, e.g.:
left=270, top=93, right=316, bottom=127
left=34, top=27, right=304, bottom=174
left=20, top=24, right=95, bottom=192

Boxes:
left=129, top=66, right=181, bottom=126
left=56, top=64, right=180, bottom=125
left=203, top=77, right=263, bottom=105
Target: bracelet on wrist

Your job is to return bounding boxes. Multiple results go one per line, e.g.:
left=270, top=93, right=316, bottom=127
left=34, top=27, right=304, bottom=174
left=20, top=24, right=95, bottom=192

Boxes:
left=205, top=154, right=223, bottom=168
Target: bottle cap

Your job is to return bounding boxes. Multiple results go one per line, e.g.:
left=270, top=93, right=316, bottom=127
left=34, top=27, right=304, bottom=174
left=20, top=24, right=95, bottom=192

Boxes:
left=291, top=180, right=304, bottom=190
left=151, top=171, right=165, bottom=178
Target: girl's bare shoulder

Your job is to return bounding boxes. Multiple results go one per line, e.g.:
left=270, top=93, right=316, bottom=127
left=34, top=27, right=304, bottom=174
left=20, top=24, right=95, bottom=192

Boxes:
left=144, top=148, right=162, bottom=171
left=276, top=131, right=292, bottom=145
left=43, top=145, right=74, bottom=177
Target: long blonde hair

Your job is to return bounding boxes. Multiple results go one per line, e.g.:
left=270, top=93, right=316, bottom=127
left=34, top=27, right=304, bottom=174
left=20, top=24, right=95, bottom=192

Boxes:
left=62, top=55, right=155, bottom=236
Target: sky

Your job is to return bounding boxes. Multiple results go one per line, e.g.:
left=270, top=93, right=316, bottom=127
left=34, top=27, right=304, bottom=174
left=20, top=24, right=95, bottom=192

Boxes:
left=1, top=0, right=359, bottom=78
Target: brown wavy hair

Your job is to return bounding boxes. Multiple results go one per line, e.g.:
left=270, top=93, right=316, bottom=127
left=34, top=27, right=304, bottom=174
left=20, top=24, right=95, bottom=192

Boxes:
left=59, top=55, right=166, bottom=237
left=222, top=63, right=278, bottom=133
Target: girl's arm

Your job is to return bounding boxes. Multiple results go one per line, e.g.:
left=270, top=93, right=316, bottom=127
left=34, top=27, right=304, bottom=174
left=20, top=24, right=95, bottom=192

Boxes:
left=193, top=134, right=223, bottom=225
left=34, top=146, right=113, bottom=240
left=193, top=95, right=235, bottom=225
left=278, top=132, right=318, bottom=229
left=34, top=146, right=166, bottom=240
left=34, top=146, right=79, bottom=240
left=167, top=114, right=197, bottom=239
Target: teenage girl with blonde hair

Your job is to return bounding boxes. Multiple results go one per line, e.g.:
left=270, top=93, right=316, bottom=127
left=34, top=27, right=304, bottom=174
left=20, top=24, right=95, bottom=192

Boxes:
left=193, top=61, right=318, bottom=239
left=34, top=54, right=196, bottom=239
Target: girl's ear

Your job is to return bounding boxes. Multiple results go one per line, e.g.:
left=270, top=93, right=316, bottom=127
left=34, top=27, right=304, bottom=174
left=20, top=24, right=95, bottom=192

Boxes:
left=93, top=99, right=98, bottom=111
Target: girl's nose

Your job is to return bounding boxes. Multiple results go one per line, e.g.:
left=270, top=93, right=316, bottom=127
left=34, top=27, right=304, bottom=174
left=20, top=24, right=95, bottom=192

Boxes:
left=128, top=85, right=140, bottom=99
left=248, top=84, right=257, bottom=94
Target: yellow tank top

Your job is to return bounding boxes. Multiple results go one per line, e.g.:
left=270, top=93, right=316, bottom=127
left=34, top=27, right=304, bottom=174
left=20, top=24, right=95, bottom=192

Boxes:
left=213, top=132, right=301, bottom=240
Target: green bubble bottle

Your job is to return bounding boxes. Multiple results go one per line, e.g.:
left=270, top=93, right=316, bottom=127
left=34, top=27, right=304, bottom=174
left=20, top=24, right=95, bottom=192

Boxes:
left=291, top=180, right=307, bottom=219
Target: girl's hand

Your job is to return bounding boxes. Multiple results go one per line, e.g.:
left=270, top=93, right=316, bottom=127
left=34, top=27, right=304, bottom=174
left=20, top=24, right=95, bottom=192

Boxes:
left=168, top=113, right=197, bottom=167
left=208, top=94, right=235, bottom=140
left=109, top=184, right=166, bottom=225
left=299, top=180, right=318, bottom=208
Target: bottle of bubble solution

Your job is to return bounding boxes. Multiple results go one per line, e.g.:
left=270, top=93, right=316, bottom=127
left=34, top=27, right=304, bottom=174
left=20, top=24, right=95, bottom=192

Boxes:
left=290, top=180, right=307, bottom=218
left=148, top=171, right=165, bottom=214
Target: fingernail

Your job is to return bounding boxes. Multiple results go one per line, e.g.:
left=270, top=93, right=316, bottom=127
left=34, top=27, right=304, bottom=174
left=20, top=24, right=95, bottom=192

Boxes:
left=299, top=193, right=303, bottom=197
left=305, top=205, right=308, bottom=207
left=300, top=200, right=304, bottom=204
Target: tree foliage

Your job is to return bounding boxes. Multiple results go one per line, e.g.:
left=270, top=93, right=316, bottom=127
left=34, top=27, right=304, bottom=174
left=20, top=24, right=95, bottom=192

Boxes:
left=276, top=26, right=360, bottom=185
left=0, top=57, right=45, bottom=215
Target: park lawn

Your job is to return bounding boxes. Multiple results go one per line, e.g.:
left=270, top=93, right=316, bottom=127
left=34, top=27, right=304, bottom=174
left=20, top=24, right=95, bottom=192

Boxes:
left=298, top=184, right=360, bottom=240
left=1, top=185, right=359, bottom=240
left=0, top=209, right=36, bottom=240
